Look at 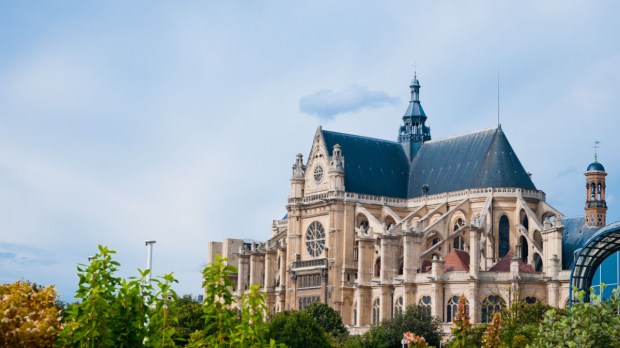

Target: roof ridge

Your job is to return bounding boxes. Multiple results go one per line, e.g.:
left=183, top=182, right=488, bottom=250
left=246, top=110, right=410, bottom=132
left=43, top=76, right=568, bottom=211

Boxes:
left=321, top=129, right=399, bottom=144
left=425, top=127, right=497, bottom=144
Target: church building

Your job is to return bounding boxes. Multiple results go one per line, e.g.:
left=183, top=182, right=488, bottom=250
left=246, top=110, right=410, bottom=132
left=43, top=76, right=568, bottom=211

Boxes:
left=208, top=73, right=608, bottom=333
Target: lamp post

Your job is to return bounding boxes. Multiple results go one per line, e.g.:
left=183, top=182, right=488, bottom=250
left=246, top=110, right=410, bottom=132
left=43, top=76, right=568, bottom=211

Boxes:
left=401, top=338, right=408, bottom=348
left=145, top=240, right=156, bottom=282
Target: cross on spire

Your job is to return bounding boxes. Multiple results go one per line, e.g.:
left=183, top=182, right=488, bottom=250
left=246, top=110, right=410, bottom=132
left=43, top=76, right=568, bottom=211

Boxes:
left=413, top=61, right=420, bottom=78
left=594, top=140, right=600, bottom=162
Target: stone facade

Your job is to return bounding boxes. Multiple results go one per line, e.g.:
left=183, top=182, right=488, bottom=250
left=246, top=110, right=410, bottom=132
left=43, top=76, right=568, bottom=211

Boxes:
left=208, top=75, right=605, bottom=335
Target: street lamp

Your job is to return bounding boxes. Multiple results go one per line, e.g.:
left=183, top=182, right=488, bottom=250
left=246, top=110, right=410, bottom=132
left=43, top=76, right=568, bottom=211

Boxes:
left=401, top=338, right=408, bottom=348
left=145, top=240, right=156, bottom=282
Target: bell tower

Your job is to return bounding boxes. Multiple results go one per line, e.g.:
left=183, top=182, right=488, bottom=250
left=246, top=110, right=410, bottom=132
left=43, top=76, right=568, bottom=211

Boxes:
left=398, top=72, right=431, bottom=161
left=584, top=148, right=607, bottom=227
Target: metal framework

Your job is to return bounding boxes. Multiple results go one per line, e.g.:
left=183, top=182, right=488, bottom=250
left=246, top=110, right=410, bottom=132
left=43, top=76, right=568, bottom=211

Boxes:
left=569, top=221, right=620, bottom=303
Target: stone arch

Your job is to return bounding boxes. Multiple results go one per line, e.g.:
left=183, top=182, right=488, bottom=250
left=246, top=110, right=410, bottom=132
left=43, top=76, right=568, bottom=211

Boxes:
left=519, top=235, right=529, bottom=263
left=520, top=209, right=529, bottom=231
left=425, top=231, right=442, bottom=251
left=356, top=213, right=370, bottom=232
left=533, top=230, right=543, bottom=251
left=569, top=222, right=620, bottom=303
left=533, top=252, right=543, bottom=272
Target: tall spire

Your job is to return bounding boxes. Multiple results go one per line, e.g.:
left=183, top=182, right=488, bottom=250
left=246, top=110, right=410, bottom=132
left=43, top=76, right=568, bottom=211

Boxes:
left=399, top=71, right=431, bottom=161
left=585, top=144, right=607, bottom=227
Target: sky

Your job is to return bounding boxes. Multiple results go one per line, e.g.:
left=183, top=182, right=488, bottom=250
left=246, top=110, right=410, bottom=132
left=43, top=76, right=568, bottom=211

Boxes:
left=1, top=1, right=619, bottom=301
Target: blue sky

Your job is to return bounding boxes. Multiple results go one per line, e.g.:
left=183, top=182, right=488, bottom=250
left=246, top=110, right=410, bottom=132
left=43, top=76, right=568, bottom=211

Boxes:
left=1, top=1, right=619, bottom=300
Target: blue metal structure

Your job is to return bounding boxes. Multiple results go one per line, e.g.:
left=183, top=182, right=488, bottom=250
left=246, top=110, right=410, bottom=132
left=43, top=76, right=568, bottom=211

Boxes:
left=569, top=220, right=620, bottom=303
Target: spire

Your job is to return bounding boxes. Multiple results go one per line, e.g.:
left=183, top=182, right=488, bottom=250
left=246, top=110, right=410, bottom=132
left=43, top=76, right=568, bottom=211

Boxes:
left=399, top=71, right=431, bottom=161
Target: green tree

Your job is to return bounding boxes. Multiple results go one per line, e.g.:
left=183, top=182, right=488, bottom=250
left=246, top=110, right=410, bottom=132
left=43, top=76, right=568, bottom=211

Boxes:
left=188, top=254, right=281, bottom=348
left=531, top=287, right=620, bottom=348
left=0, top=281, right=62, bottom=348
left=172, top=295, right=204, bottom=346
left=267, top=310, right=331, bottom=348
left=305, top=302, right=349, bottom=339
left=57, top=245, right=178, bottom=348
left=362, top=304, right=442, bottom=348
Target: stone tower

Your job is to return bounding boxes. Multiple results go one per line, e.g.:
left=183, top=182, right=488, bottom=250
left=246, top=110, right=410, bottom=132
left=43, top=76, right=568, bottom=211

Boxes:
left=584, top=153, right=607, bottom=227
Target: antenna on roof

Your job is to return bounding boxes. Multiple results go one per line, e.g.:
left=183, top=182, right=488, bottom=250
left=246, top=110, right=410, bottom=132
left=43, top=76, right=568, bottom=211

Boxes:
left=594, top=140, right=600, bottom=162
left=497, top=68, right=501, bottom=129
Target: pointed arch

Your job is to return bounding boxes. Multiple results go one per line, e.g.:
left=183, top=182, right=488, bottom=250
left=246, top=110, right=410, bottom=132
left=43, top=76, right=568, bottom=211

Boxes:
left=499, top=215, right=510, bottom=258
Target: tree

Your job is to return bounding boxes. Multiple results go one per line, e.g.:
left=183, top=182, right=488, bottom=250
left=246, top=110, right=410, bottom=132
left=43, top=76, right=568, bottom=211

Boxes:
left=481, top=312, right=501, bottom=348
left=531, top=287, right=620, bottom=348
left=172, top=295, right=204, bottom=346
left=449, top=295, right=471, bottom=348
left=362, top=304, right=442, bottom=348
left=305, top=302, right=349, bottom=339
left=266, top=310, right=331, bottom=348
left=57, top=245, right=178, bottom=348
left=187, top=254, right=281, bottom=348
left=0, top=281, right=62, bottom=348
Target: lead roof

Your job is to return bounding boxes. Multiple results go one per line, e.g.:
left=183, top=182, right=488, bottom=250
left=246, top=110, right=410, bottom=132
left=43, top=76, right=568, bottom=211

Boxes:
left=320, top=126, right=536, bottom=199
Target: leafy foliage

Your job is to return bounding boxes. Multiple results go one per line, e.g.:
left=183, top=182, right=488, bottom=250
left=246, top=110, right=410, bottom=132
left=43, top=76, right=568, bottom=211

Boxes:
left=188, top=254, right=281, bottom=348
left=171, top=295, right=204, bottom=346
left=449, top=295, right=471, bottom=348
left=267, top=310, right=331, bottom=348
left=305, top=302, right=349, bottom=339
left=362, top=304, right=442, bottom=348
left=56, top=244, right=178, bottom=348
left=531, top=287, right=620, bottom=348
left=481, top=312, right=501, bottom=348
left=0, top=281, right=62, bottom=348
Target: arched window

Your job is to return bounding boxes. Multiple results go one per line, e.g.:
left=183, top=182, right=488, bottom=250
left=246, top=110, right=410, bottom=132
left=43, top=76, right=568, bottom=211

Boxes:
left=597, top=183, right=602, bottom=200
left=453, top=217, right=466, bottom=250
left=372, top=298, right=381, bottom=325
left=394, top=296, right=404, bottom=317
left=520, top=210, right=529, bottom=231
left=447, top=295, right=467, bottom=323
left=359, top=219, right=369, bottom=233
left=353, top=302, right=357, bottom=326
left=519, top=235, right=529, bottom=263
left=533, top=253, right=543, bottom=272
left=590, top=183, right=596, bottom=200
left=398, top=256, right=404, bottom=275
left=374, top=257, right=381, bottom=278
left=419, top=296, right=431, bottom=316
left=499, top=215, right=510, bottom=258
left=353, top=241, right=359, bottom=261
left=481, top=295, right=506, bottom=323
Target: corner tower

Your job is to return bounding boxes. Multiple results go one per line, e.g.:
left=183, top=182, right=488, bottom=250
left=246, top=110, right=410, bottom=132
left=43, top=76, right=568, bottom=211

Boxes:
left=398, top=73, right=431, bottom=161
left=585, top=153, right=607, bottom=227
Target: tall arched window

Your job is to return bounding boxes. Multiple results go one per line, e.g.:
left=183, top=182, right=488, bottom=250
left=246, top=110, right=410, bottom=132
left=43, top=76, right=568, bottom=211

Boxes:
left=372, top=298, right=381, bottom=325
left=374, top=257, right=381, bottom=278
left=499, top=215, right=510, bottom=258
left=519, top=235, right=529, bottom=263
left=481, top=295, right=506, bottom=323
left=597, top=183, right=602, bottom=200
left=394, top=296, right=404, bottom=317
left=419, top=296, right=431, bottom=316
left=590, top=183, right=596, bottom=200
left=453, top=217, right=466, bottom=250
left=447, top=295, right=467, bottom=322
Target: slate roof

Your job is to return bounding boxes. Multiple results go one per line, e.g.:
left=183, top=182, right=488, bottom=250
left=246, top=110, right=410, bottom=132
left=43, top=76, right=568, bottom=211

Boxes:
left=407, top=127, right=537, bottom=197
left=320, top=127, right=536, bottom=199
left=561, top=217, right=601, bottom=269
left=322, top=130, right=410, bottom=198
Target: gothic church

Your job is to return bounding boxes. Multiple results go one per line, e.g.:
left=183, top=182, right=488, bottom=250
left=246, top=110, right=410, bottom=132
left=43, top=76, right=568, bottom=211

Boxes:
left=208, top=74, right=608, bottom=334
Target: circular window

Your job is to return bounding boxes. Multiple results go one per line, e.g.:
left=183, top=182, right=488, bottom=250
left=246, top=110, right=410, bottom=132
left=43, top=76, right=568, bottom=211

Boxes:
left=313, top=166, right=324, bottom=182
left=306, top=221, right=326, bottom=257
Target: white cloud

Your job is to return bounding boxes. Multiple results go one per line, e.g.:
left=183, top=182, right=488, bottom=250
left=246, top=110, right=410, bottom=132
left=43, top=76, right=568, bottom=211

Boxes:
left=299, top=84, right=400, bottom=120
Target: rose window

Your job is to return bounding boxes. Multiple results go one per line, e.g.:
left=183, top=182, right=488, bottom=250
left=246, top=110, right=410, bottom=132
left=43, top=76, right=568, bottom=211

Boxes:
left=306, top=221, right=326, bottom=257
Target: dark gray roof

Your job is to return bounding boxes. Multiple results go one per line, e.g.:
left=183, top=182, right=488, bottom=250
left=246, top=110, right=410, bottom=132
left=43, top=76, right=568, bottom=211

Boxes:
left=561, top=217, right=601, bottom=269
left=403, top=101, right=426, bottom=118
left=407, top=128, right=537, bottom=198
left=322, top=130, right=409, bottom=198
left=587, top=161, right=605, bottom=172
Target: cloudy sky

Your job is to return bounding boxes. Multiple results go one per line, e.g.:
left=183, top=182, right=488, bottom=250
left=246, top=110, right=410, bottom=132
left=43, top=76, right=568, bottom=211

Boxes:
left=1, top=1, right=619, bottom=300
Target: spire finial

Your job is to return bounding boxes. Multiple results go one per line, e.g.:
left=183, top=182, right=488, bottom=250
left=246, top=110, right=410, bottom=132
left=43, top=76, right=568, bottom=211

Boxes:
left=594, top=140, right=600, bottom=162
left=413, top=61, right=419, bottom=79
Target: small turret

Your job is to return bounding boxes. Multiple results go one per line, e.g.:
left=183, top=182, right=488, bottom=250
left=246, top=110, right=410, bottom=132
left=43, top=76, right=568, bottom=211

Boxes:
left=328, top=144, right=345, bottom=191
left=290, top=153, right=305, bottom=198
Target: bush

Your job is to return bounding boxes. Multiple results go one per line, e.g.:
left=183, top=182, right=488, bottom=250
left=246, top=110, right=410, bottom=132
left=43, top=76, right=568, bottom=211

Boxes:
left=362, top=305, right=441, bottom=348
left=267, top=310, right=331, bottom=348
